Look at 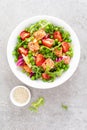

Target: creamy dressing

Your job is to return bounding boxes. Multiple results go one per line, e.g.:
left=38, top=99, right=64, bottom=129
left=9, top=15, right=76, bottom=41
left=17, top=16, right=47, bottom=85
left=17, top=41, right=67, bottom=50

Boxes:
left=13, top=87, right=29, bottom=104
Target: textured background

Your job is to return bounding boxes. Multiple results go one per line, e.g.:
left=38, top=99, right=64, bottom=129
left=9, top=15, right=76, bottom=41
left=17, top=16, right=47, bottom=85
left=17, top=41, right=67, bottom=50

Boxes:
left=0, top=0, right=87, bottom=130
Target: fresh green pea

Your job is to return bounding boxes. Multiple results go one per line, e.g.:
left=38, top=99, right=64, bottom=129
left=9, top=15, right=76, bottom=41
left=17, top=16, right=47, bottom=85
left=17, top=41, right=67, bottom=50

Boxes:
left=38, top=40, right=42, bottom=44
left=25, top=36, right=34, bottom=42
left=58, top=47, right=61, bottom=50
left=31, top=36, right=34, bottom=40
left=46, top=26, right=50, bottom=30
left=12, top=51, right=16, bottom=55
left=31, top=61, right=35, bottom=65
left=17, top=35, right=22, bottom=42
left=14, top=57, right=18, bottom=62
left=65, top=39, right=72, bottom=43
left=62, top=64, right=66, bottom=69
left=26, top=72, right=29, bottom=76
left=66, top=50, right=73, bottom=57
left=66, top=52, right=70, bottom=55
left=50, top=35, right=53, bottom=39
left=50, top=32, right=53, bottom=34
left=30, top=57, right=34, bottom=62
left=45, top=29, right=49, bottom=33
left=64, top=64, right=69, bottom=71
left=54, top=27, right=58, bottom=31
left=25, top=28, right=29, bottom=32
left=28, top=54, right=32, bottom=57
left=45, top=26, right=50, bottom=33
left=35, top=74, right=39, bottom=79
left=23, top=45, right=27, bottom=49
left=31, top=76, right=36, bottom=80
left=45, top=49, right=50, bottom=53
left=55, top=39, right=58, bottom=43
left=22, top=69, right=26, bottom=73
left=69, top=39, right=72, bottom=43
left=32, top=62, right=35, bottom=65
left=69, top=47, right=72, bottom=51
left=28, top=51, right=33, bottom=57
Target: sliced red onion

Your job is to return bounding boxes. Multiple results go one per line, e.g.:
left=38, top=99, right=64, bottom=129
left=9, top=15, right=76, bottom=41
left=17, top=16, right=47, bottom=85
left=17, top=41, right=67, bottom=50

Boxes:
left=17, top=58, right=23, bottom=63
left=30, top=72, right=35, bottom=78
left=16, top=55, right=24, bottom=66
left=34, top=56, right=36, bottom=59
left=16, top=61, right=24, bottom=66
left=43, top=34, right=50, bottom=39
left=18, top=55, right=23, bottom=60
left=55, top=57, right=63, bottom=62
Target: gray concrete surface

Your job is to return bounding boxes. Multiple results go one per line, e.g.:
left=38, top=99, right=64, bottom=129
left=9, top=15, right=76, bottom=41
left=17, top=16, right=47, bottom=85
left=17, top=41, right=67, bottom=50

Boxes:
left=0, top=0, right=87, bottom=130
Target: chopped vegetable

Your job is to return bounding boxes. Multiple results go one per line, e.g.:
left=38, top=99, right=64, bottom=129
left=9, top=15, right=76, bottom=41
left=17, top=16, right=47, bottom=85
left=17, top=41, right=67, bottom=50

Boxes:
left=63, top=56, right=70, bottom=64
left=35, top=54, right=45, bottom=66
left=42, top=73, right=50, bottom=80
left=30, top=72, right=35, bottom=78
left=54, top=47, right=62, bottom=57
left=62, top=42, right=70, bottom=53
left=12, top=20, right=73, bottom=82
left=42, top=38, right=54, bottom=48
left=18, top=47, right=28, bottom=56
left=40, top=46, right=57, bottom=60
left=29, top=97, right=45, bottom=112
left=28, top=41, right=39, bottom=52
left=33, top=29, right=46, bottom=40
left=22, top=54, right=31, bottom=68
left=20, top=31, right=30, bottom=40
left=61, top=104, right=68, bottom=110
left=66, top=47, right=73, bottom=57
left=42, top=58, right=54, bottom=70
left=53, top=31, right=63, bottom=42
left=55, top=57, right=63, bottom=62
left=16, top=56, right=24, bottom=66
left=26, top=20, right=50, bottom=34
left=22, top=65, right=32, bottom=73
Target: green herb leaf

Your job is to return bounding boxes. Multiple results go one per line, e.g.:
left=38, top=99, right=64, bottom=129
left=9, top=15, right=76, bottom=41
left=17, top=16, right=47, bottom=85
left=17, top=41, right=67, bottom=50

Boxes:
left=25, top=20, right=50, bottom=34
left=29, top=97, right=45, bottom=112
left=40, top=46, right=57, bottom=60
left=61, top=104, right=68, bottom=110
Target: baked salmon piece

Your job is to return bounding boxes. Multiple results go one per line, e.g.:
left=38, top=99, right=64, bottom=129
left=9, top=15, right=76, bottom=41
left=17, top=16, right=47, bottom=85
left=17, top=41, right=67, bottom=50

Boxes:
left=33, top=29, right=46, bottom=40
left=42, top=58, right=54, bottom=70
left=28, top=41, right=40, bottom=52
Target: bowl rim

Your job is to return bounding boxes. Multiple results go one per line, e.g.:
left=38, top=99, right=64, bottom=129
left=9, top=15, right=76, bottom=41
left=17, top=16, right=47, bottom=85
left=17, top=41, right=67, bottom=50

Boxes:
left=7, top=15, right=80, bottom=89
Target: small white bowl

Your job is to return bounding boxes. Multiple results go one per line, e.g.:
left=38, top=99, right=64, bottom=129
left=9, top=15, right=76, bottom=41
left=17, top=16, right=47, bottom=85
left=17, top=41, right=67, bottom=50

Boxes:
left=10, top=86, right=31, bottom=107
left=7, top=15, right=80, bottom=89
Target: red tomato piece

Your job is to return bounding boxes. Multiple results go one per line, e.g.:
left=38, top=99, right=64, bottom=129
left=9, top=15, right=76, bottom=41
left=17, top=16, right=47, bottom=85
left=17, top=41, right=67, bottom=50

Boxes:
left=63, top=56, right=70, bottom=64
left=18, top=47, right=28, bottom=56
left=62, top=42, right=70, bottom=53
left=20, top=31, right=30, bottom=40
left=35, top=54, right=45, bottom=66
left=53, top=31, right=63, bottom=42
left=42, top=38, right=54, bottom=48
left=42, top=73, right=50, bottom=80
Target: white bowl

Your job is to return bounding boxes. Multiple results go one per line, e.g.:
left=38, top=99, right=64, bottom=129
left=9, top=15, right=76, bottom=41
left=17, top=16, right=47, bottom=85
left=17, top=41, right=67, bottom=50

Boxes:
left=10, top=85, right=31, bottom=107
left=7, top=15, right=80, bottom=89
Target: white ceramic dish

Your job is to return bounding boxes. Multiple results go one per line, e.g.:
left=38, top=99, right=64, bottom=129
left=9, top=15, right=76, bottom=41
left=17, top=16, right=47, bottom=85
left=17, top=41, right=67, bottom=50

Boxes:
left=10, top=85, right=31, bottom=107
left=7, top=15, right=80, bottom=89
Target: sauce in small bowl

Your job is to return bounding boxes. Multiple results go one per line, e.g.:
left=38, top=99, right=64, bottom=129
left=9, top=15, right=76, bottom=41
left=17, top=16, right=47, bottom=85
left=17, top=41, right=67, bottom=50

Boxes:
left=10, top=86, right=31, bottom=107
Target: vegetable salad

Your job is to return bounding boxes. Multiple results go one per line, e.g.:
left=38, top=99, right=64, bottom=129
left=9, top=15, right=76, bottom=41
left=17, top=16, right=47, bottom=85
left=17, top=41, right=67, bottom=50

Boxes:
left=12, top=20, right=73, bottom=82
